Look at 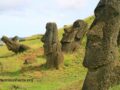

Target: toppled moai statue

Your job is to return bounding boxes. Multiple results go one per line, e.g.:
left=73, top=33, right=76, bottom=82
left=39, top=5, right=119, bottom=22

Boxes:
left=82, top=0, right=120, bottom=90
left=12, top=36, right=19, bottom=43
left=1, top=36, right=30, bottom=53
left=41, top=22, right=64, bottom=69
left=61, top=20, right=88, bottom=53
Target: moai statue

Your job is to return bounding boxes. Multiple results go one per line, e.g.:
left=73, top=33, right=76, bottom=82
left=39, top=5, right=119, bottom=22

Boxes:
left=41, top=22, right=64, bottom=69
left=73, top=20, right=88, bottom=51
left=1, top=36, right=30, bottom=53
left=61, top=20, right=88, bottom=53
left=82, top=0, right=120, bottom=90
left=12, top=36, right=19, bottom=43
left=61, top=25, right=77, bottom=52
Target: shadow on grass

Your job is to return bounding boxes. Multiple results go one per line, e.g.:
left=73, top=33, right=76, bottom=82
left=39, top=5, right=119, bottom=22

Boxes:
left=58, top=80, right=83, bottom=90
left=0, top=70, right=20, bottom=77
left=0, top=53, right=16, bottom=58
left=0, top=64, right=50, bottom=77
left=20, top=64, right=48, bottom=73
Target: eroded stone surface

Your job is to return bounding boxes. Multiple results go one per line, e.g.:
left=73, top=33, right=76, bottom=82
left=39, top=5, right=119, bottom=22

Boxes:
left=82, top=0, right=120, bottom=90
left=61, top=20, right=88, bottom=53
left=41, top=22, right=64, bottom=69
left=1, top=36, right=30, bottom=53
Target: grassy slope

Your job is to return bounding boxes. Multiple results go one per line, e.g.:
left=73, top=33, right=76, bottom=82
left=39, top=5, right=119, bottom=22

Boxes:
left=0, top=16, right=119, bottom=90
left=0, top=36, right=87, bottom=90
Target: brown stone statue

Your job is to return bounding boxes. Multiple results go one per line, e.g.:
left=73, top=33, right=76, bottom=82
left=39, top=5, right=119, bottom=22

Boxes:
left=82, top=0, right=120, bottom=90
left=61, top=20, right=88, bottom=53
left=1, top=36, right=30, bottom=53
left=41, top=22, right=64, bottom=69
left=12, top=36, right=19, bottom=43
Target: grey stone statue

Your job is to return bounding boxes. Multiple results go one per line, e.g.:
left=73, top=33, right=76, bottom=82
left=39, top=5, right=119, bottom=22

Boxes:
left=41, top=22, right=64, bottom=69
left=61, top=20, right=88, bottom=53
left=82, top=0, right=120, bottom=90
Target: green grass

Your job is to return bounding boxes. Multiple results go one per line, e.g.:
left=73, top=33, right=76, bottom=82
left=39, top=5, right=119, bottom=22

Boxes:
left=0, top=16, right=119, bottom=90
left=0, top=36, right=87, bottom=90
left=84, top=16, right=95, bottom=26
left=110, top=85, right=120, bottom=90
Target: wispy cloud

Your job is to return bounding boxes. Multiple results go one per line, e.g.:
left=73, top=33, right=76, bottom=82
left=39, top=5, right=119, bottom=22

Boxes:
left=0, top=0, right=30, bottom=11
left=0, top=0, right=100, bottom=37
left=55, top=0, right=88, bottom=9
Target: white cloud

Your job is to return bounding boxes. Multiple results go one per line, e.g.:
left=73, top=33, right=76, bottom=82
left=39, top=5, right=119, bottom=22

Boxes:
left=0, top=0, right=100, bottom=37
left=55, top=0, right=88, bottom=9
left=0, top=0, right=30, bottom=11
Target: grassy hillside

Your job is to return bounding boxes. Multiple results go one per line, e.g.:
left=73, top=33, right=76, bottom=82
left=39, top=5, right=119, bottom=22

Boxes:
left=0, top=35, right=87, bottom=90
left=0, top=16, right=119, bottom=90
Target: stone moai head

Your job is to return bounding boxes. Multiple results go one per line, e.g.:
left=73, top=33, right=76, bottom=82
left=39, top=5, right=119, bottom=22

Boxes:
left=1, top=36, right=30, bottom=53
left=61, top=25, right=73, bottom=43
left=83, top=0, right=120, bottom=69
left=82, top=0, right=120, bottom=90
left=73, top=20, right=88, bottom=41
left=41, top=22, right=58, bottom=44
left=12, top=36, right=19, bottom=42
left=1, top=36, right=20, bottom=51
left=94, top=0, right=120, bottom=20
left=61, top=20, right=88, bottom=43
left=41, top=22, right=64, bottom=69
left=61, top=19, right=88, bottom=52
left=41, top=22, right=60, bottom=55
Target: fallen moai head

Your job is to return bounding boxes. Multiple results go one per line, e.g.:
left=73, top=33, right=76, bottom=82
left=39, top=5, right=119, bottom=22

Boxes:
left=11, top=36, right=19, bottom=42
left=1, top=36, right=30, bottom=53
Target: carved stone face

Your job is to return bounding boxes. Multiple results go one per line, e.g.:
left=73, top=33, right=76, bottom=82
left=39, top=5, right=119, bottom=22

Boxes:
left=82, top=0, right=120, bottom=90
left=73, top=20, right=83, bottom=28
left=42, top=22, right=59, bottom=54
left=83, top=0, right=120, bottom=69
left=61, top=20, right=87, bottom=43
left=1, top=36, right=13, bottom=45
left=83, top=23, right=104, bottom=69
left=46, top=23, right=54, bottom=33
left=95, top=0, right=120, bottom=20
left=61, top=26, right=75, bottom=43
left=42, top=23, right=58, bottom=44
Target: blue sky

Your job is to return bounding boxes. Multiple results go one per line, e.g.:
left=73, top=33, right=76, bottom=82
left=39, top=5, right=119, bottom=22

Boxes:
left=0, top=0, right=99, bottom=37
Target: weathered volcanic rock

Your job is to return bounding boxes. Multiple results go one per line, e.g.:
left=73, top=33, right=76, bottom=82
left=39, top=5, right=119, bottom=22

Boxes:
left=1, top=36, right=30, bottom=53
left=41, top=22, right=64, bottom=69
left=61, top=20, right=88, bottom=53
left=117, top=32, right=120, bottom=47
left=12, top=36, right=19, bottom=43
left=82, top=0, right=120, bottom=90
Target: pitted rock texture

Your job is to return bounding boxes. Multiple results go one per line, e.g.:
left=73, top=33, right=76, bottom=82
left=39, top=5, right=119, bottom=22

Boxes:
left=61, top=20, right=88, bottom=53
left=41, top=22, right=64, bottom=69
left=1, top=36, right=30, bottom=53
left=82, top=0, right=120, bottom=90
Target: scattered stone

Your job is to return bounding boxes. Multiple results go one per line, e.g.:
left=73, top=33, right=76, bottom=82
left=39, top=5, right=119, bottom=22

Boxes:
left=10, top=85, right=27, bottom=90
left=23, top=54, right=37, bottom=65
